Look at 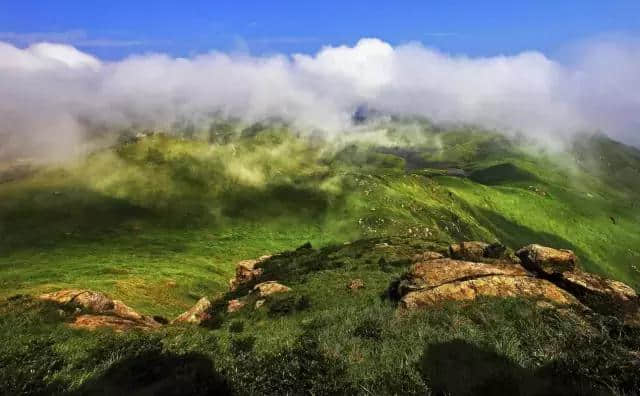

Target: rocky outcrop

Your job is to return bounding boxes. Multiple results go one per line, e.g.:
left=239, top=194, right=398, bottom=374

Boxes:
left=172, top=297, right=212, bottom=325
left=558, top=270, right=639, bottom=323
left=39, top=289, right=161, bottom=331
left=398, top=243, right=640, bottom=326
left=399, top=259, right=576, bottom=309
left=402, top=276, right=578, bottom=309
left=228, top=255, right=271, bottom=291
left=253, top=281, right=291, bottom=297
left=39, top=289, right=114, bottom=312
left=404, top=259, right=529, bottom=290
left=449, top=241, right=506, bottom=261
left=70, top=314, right=159, bottom=332
left=449, top=241, right=488, bottom=261
left=516, top=244, right=577, bottom=275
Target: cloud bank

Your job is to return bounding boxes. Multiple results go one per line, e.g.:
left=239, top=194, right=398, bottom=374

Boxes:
left=1, top=37, right=639, bottom=159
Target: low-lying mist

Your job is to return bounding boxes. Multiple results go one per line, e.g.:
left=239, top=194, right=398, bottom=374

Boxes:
left=1, top=36, right=639, bottom=160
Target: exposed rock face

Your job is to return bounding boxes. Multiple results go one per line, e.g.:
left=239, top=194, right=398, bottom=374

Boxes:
left=411, top=251, right=445, bottom=263
left=347, top=279, right=365, bottom=290
left=402, top=276, right=578, bottom=309
left=558, top=271, right=639, bottom=323
left=172, top=297, right=212, bottom=325
left=398, top=243, right=640, bottom=326
left=405, top=259, right=529, bottom=290
left=71, top=314, right=159, bottom=332
left=39, top=289, right=114, bottom=312
left=253, top=281, right=291, bottom=298
left=449, top=241, right=507, bottom=261
left=228, top=255, right=271, bottom=291
left=516, top=244, right=577, bottom=275
left=227, top=299, right=246, bottom=313
left=399, top=258, right=576, bottom=308
left=39, top=289, right=161, bottom=331
left=449, top=242, right=488, bottom=261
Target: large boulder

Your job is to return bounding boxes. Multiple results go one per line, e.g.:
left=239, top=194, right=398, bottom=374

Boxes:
left=396, top=257, right=579, bottom=310
left=404, top=259, right=529, bottom=290
left=516, top=244, right=577, bottom=275
left=402, top=276, right=579, bottom=309
left=172, top=297, right=213, bottom=325
left=39, top=289, right=162, bottom=331
left=228, top=255, right=271, bottom=291
left=253, top=281, right=291, bottom=298
left=558, top=271, right=639, bottom=323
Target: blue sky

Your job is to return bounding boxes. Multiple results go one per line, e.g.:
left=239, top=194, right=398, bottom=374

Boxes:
left=1, top=1, right=639, bottom=59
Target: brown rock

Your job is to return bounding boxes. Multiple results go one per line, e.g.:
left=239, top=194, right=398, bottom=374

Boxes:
left=347, top=279, right=365, bottom=290
left=449, top=241, right=489, bottom=261
left=71, top=314, right=159, bottom=332
left=173, top=297, right=212, bottom=325
left=39, top=289, right=114, bottom=312
left=559, top=270, right=639, bottom=323
left=516, top=244, right=577, bottom=275
left=228, top=255, right=271, bottom=291
left=253, top=281, right=291, bottom=297
left=227, top=299, right=246, bottom=313
left=401, top=276, right=579, bottom=309
left=411, top=251, right=445, bottom=263
left=405, top=259, right=529, bottom=290
left=39, top=289, right=162, bottom=331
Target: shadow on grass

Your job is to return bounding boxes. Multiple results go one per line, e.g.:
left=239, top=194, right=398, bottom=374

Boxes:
left=461, top=203, right=596, bottom=269
left=0, top=185, right=157, bottom=251
left=469, top=163, right=540, bottom=186
left=419, top=340, right=604, bottom=396
left=221, top=183, right=331, bottom=220
left=76, top=351, right=231, bottom=396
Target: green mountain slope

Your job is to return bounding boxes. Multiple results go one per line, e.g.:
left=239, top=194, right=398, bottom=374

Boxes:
left=1, top=121, right=640, bottom=394
left=1, top=123, right=638, bottom=314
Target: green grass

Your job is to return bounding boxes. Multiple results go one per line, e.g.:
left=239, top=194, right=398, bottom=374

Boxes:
left=2, top=239, right=639, bottom=394
left=1, top=123, right=639, bottom=394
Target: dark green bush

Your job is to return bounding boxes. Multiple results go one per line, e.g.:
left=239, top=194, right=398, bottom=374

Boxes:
left=266, top=293, right=311, bottom=317
left=353, top=317, right=383, bottom=341
left=229, top=320, right=244, bottom=334
left=230, top=336, right=256, bottom=355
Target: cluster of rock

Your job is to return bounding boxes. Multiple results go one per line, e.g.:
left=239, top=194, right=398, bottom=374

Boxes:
left=398, top=242, right=640, bottom=326
left=38, top=290, right=163, bottom=331
left=228, top=255, right=271, bottom=291
left=37, top=254, right=293, bottom=331
left=38, top=242, right=639, bottom=331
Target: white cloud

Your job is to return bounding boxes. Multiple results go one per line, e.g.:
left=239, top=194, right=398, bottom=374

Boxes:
left=1, top=37, right=639, bottom=159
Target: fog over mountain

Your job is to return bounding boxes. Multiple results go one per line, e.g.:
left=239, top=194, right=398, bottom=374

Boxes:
left=1, top=37, right=639, bottom=159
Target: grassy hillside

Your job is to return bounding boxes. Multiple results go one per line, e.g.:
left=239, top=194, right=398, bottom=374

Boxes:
left=2, top=237, right=639, bottom=395
left=1, top=121, right=640, bottom=394
left=1, top=123, right=638, bottom=316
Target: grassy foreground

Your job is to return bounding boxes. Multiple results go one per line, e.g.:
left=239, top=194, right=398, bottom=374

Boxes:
left=1, top=121, right=639, bottom=394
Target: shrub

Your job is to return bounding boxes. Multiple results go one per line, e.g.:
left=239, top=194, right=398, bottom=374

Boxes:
left=353, top=318, right=383, bottom=341
left=266, top=293, right=311, bottom=317
left=230, top=336, right=256, bottom=355
left=229, top=320, right=244, bottom=334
